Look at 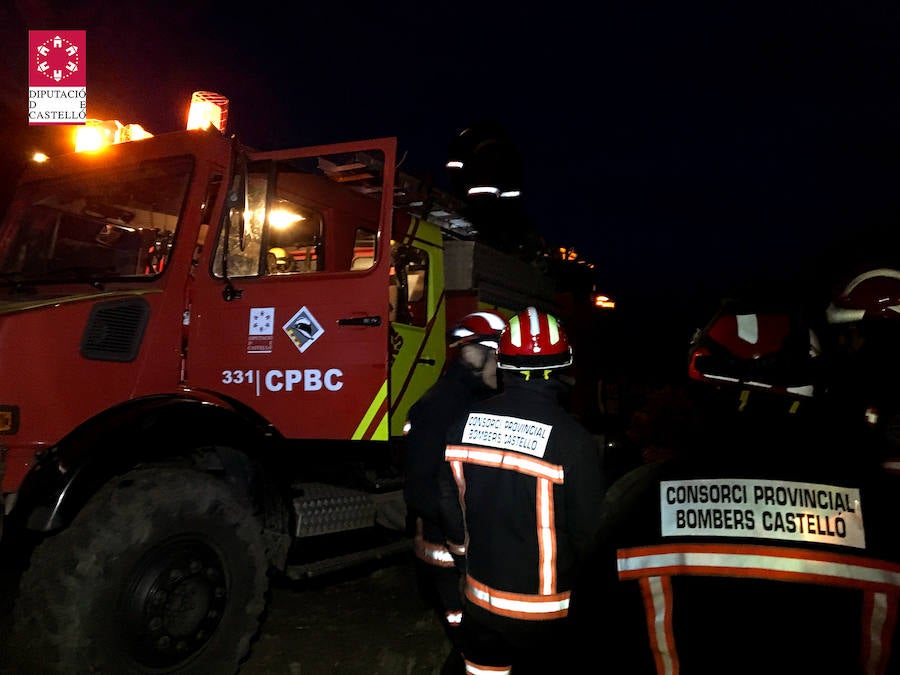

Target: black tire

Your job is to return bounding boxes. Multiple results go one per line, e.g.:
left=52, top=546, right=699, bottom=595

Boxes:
left=8, top=468, right=269, bottom=674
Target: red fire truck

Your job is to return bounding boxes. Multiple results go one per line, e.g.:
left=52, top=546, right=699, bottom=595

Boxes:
left=0, top=93, right=592, bottom=672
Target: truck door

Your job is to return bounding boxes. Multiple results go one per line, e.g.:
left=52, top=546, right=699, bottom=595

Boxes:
left=186, top=138, right=395, bottom=441
left=387, top=218, right=447, bottom=437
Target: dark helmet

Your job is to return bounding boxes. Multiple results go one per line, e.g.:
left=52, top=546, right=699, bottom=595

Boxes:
left=449, top=310, right=507, bottom=350
left=688, top=298, right=822, bottom=407
left=826, top=268, right=900, bottom=324
left=497, top=306, right=573, bottom=371
left=824, top=268, right=900, bottom=443
left=824, top=268, right=900, bottom=368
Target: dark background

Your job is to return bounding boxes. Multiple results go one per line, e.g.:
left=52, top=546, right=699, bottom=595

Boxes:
left=3, top=1, right=900, bottom=373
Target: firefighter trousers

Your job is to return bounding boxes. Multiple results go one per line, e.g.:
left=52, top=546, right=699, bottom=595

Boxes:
left=459, top=603, right=574, bottom=675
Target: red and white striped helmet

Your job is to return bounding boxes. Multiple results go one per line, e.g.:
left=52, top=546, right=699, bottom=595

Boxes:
left=688, top=299, right=821, bottom=399
left=497, top=306, right=573, bottom=371
left=449, top=310, right=507, bottom=350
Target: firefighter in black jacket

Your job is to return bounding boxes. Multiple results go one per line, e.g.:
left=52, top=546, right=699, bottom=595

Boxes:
left=404, top=310, right=507, bottom=669
left=592, top=296, right=900, bottom=675
left=438, top=307, right=607, bottom=674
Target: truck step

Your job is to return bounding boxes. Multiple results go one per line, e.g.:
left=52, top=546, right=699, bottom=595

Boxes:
left=284, top=538, right=413, bottom=579
left=292, top=483, right=377, bottom=538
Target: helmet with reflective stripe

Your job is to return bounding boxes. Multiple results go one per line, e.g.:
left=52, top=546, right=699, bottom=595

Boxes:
left=449, top=310, right=507, bottom=350
left=497, top=306, right=573, bottom=371
left=688, top=297, right=821, bottom=400
left=826, top=268, right=900, bottom=324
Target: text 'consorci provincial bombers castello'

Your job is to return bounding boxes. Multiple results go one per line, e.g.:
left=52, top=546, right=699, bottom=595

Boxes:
left=661, top=479, right=862, bottom=547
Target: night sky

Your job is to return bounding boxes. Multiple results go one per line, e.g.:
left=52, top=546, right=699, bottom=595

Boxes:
left=3, top=1, right=900, bottom=351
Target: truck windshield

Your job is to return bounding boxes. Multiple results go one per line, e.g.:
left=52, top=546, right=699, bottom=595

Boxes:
left=0, top=156, right=193, bottom=283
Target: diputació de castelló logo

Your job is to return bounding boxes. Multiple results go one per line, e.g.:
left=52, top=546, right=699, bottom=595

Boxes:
left=28, top=30, right=87, bottom=125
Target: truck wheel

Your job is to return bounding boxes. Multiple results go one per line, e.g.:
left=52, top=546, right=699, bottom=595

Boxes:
left=11, top=467, right=269, bottom=674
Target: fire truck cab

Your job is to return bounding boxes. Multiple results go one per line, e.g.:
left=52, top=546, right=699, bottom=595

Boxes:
left=0, top=94, right=572, bottom=673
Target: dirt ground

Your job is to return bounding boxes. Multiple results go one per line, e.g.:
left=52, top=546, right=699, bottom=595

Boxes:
left=0, top=547, right=451, bottom=675
left=240, top=553, right=454, bottom=675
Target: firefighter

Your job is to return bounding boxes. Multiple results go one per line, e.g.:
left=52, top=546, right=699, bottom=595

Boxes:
left=438, top=306, right=606, bottom=674
left=403, top=310, right=507, bottom=672
left=591, top=296, right=900, bottom=674
left=266, top=246, right=292, bottom=273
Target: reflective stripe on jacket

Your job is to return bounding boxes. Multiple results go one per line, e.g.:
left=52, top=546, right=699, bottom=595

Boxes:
left=618, top=542, right=900, bottom=675
left=414, top=517, right=455, bottom=567
left=439, top=376, right=606, bottom=624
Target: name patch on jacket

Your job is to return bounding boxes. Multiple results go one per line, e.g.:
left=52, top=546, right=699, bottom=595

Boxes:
left=461, top=413, right=552, bottom=458
left=660, top=479, right=865, bottom=548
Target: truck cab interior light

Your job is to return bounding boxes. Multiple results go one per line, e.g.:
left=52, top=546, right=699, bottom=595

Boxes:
left=269, top=209, right=305, bottom=229
left=446, top=160, right=464, bottom=169
left=187, top=91, right=229, bottom=133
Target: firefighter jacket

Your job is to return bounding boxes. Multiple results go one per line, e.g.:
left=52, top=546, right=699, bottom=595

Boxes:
left=404, top=358, right=494, bottom=567
left=589, top=410, right=900, bottom=675
left=438, top=373, right=607, bottom=624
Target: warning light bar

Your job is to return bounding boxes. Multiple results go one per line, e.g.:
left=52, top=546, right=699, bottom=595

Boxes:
left=68, top=91, right=226, bottom=153
left=74, top=119, right=153, bottom=152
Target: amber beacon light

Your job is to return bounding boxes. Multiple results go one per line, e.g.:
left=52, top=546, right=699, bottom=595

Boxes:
left=186, top=91, right=229, bottom=133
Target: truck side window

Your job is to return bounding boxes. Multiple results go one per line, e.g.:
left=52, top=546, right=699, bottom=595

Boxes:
left=213, top=166, right=323, bottom=278
left=213, top=171, right=267, bottom=278
left=390, top=244, right=428, bottom=327
left=212, top=152, right=383, bottom=279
